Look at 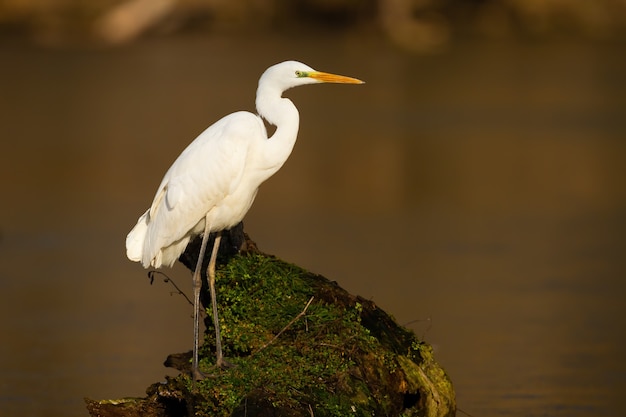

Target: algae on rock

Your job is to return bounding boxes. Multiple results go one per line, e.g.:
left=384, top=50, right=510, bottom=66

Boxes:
left=86, top=231, right=455, bottom=417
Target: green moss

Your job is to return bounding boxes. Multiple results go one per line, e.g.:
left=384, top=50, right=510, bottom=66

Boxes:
left=181, top=252, right=454, bottom=417
left=88, top=250, right=455, bottom=417
left=188, top=254, right=374, bottom=416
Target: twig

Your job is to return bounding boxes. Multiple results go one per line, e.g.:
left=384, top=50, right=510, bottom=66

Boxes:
left=403, top=316, right=432, bottom=340
left=147, top=270, right=194, bottom=307
left=255, top=296, right=315, bottom=353
left=456, top=406, right=477, bottom=417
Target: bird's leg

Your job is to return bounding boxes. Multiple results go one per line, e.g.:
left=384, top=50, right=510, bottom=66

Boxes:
left=191, top=216, right=212, bottom=381
left=207, top=231, right=226, bottom=368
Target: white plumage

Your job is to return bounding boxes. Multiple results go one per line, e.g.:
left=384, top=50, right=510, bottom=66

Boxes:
left=126, top=111, right=265, bottom=268
left=125, top=60, right=363, bottom=378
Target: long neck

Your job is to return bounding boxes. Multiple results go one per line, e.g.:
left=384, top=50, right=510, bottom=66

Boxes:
left=255, top=85, right=300, bottom=176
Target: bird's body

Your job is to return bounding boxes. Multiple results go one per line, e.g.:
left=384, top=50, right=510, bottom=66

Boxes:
left=126, top=60, right=363, bottom=379
left=127, top=111, right=275, bottom=268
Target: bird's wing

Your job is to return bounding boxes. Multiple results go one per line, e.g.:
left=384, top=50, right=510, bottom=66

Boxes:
left=142, top=111, right=264, bottom=267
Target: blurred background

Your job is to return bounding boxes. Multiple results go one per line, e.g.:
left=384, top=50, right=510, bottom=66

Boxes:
left=1, top=1, right=625, bottom=416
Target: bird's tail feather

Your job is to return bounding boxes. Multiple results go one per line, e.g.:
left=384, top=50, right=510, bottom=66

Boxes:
left=126, top=209, right=150, bottom=266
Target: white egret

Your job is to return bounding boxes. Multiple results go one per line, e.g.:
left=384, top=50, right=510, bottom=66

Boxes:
left=126, top=60, right=363, bottom=379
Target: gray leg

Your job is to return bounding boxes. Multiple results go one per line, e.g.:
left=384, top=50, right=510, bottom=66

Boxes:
left=207, top=231, right=225, bottom=368
left=191, top=216, right=212, bottom=381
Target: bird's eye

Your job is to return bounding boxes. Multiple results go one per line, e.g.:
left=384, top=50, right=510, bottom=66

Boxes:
left=295, top=70, right=307, bottom=78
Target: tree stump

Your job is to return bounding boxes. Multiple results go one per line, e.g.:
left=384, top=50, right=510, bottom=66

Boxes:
left=86, top=227, right=455, bottom=417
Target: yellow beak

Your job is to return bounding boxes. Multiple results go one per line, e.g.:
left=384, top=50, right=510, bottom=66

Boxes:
left=309, top=71, right=364, bottom=84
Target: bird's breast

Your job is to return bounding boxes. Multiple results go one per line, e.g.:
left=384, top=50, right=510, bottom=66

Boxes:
left=204, top=182, right=260, bottom=231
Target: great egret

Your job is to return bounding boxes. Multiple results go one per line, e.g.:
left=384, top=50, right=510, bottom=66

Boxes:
left=126, top=60, right=363, bottom=379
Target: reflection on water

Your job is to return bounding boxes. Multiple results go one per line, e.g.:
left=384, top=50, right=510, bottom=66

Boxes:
left=1, top=34, right=625, bottom=417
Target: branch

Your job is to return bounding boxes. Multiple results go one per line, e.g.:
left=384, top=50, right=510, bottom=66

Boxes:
left=255, top=296, right=315, bottom=353
left=147, top=270, right=194, bottom=307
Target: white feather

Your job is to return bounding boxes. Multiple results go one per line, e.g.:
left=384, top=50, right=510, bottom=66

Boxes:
left=126, top=60, right=363, bottom=269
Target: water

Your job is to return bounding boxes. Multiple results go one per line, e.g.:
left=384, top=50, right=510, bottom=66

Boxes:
left=0, top=33, right=625, bottom=416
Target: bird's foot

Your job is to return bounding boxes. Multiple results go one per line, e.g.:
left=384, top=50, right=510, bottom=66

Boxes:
left=192, top=367, right=206, bottom=381
left=217, top=357, right=236, bottom=370
left=190, top=358, right=235, bottom=381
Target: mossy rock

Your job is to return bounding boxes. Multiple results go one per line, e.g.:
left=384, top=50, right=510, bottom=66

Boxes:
left=86, top=231, right=455, bottom=417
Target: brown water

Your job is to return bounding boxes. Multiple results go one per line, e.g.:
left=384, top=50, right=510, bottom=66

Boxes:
left=1, top=33, right=625, bottom=417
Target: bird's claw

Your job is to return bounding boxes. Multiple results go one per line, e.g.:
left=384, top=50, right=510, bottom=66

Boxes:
left=191, top=358, right=235, bottom=381
left=192, top=368, right=206, bottom=381
left=217, top=357, right=236, bottom=370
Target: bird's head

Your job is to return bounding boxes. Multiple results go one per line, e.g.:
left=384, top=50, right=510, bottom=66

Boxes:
left=259, top=60, right=364, bottom=93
